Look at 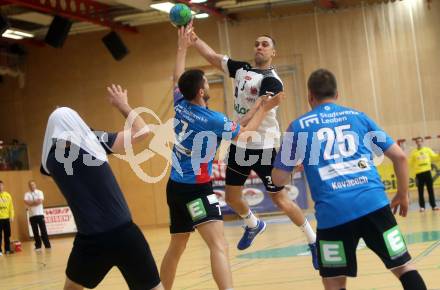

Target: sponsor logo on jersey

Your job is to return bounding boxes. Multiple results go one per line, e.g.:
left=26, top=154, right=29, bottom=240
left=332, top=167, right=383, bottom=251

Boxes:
left=245, top=75, right=252, bottom=81
left=358, top=159, right=368, bottom=169
left=299, top=114, right=320, bottom=129
left=251, top=87, right=258, bottom=95
left=318, top=158, right=371, bottom=181
left=235, top=103, right=250, bottom=115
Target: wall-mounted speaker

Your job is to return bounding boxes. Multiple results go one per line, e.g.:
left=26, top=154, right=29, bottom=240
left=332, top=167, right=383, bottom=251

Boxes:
left=102, top=31, right=129, bottom=61
left=45, top=15, right=72, bottom=48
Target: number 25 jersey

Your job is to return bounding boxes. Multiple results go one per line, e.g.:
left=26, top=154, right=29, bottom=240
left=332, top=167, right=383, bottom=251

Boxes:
left=274, top=103, right=394, bottom=229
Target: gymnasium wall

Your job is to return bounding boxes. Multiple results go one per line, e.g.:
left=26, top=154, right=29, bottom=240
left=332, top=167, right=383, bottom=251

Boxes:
left=0, top=0, right=439, bottom=238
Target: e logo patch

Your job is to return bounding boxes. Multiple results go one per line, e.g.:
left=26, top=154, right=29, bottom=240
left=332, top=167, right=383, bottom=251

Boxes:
left=186, top=198, right=207, bottom=222
left=320, top=240, right=347, bottom=267
left=383, top=226, right=407, bottom=258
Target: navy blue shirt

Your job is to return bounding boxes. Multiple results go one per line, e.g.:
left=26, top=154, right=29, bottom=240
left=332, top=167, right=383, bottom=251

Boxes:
left=45, top=131, right=132, bottom=235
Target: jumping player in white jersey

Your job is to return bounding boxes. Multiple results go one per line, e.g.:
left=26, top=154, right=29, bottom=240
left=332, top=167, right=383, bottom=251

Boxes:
left=190, top=30, right=318, bottom=268
left=160, top=23, right=285, bottom=290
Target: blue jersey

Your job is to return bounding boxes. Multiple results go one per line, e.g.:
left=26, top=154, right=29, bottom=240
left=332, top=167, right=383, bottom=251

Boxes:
left=171, top=87, right=240, bottom=184
left=273, top=103, right=394, bottom=229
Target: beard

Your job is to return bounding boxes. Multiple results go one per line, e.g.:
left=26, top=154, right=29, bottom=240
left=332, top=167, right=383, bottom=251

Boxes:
left=203, top=88, right=210, bottom=103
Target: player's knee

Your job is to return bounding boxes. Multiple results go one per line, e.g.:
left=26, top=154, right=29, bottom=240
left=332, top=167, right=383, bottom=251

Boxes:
left=174, top=243, right=187, bottom=255
left=225, top=192, right=241, bottom=206
left=208, top=238, right=229, bottom=254
left=169, top=238, right=189, bottom=255
left=392, top=263, right=415, bottom=277
left=271, top=193, right=290, bottom=210
left=63, top=278, right=83, bottom=290
left=322, top=277, right=346, bottom=290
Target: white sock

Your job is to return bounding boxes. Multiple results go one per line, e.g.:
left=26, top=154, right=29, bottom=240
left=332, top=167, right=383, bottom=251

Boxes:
left=300, top=219, right=316, bottom=244
left=240, top=209, right=258, bottom=228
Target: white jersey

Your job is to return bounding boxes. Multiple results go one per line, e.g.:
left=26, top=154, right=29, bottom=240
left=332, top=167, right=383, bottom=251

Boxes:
left=24, top=190, right=44, bottom=217
left=222, top=56, right=282, bottom=149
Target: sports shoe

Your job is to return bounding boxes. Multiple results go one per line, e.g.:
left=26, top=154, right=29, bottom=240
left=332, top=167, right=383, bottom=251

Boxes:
left=0, top=252, right=2, bottom=256
left=237, top=220, right=266, bottom=250
left=34, top=248, right=42, bottom=252
left=308, top=243, right=319, bottom=270
left=433, top=207, right=439, bottom=211
left=419, top=208, right=425, bottom=212
left=5, top=251, right=10, bottom=255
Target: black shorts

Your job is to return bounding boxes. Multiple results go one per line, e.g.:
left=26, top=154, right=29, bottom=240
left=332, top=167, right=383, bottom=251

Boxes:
left=225, top=144, right=284, bottom=192
left=66, top=222, right=160, bottom=289
left=167, top=179, right=222, bottom=234
left=317, top=206, right=411, bottom=278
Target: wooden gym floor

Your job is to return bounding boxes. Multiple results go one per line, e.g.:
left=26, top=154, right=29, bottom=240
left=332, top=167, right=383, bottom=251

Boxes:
left=1, top=207, right=439, bottom=290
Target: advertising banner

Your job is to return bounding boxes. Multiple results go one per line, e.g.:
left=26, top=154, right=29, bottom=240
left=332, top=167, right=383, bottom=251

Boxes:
left=212, top=161, right=309, bottom=215
left=27, top=206, right=77, bottom=237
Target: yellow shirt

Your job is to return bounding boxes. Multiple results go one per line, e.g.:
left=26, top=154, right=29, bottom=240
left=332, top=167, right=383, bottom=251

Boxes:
left=410, top=147, right=438, bottom=175
left=0, top=191, right=14, bottom=220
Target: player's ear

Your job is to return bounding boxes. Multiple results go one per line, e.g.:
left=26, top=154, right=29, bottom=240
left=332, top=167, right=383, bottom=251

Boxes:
left=334, top=92, right=339, bottom=100
left=307, top=91, right=313, bottom=105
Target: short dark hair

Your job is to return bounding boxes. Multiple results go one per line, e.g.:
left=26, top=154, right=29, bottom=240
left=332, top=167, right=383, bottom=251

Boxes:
left=0, top=180, right=3, bottom=184
left=178, top=69, right=205, bottom=101
left=307, top=69, right=337, bottom=100
left=259, top=34, right=276, bottom=47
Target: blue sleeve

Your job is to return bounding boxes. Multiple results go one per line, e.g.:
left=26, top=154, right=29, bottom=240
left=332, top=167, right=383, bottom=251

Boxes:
left=210, top=112, right=240, bottom=140
left=362, top=113, right=394, bottom=152
left=173, top=86, right=184, bottom=107
left=273, top=122, right=298, bottom=172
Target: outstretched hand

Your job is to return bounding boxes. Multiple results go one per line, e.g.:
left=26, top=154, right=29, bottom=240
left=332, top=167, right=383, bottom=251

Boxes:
left=177, top=20, right=195, bottom=50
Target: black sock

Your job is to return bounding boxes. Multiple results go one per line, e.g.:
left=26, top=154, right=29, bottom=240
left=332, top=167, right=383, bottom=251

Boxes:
left=399, top=270, right=427, bottom=290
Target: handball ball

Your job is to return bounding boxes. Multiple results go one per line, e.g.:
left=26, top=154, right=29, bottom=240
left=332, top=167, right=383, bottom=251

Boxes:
left=169, top=3, right=192, bottom=27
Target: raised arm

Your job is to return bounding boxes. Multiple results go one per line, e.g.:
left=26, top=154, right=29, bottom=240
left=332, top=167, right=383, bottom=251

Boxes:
left=191, top=31, right=223, bottom=71
left=106, top=84, right=150, bottom=154
left=174, top=23, right=194, bottom=86
left=385, top=143, right=409, bottom=217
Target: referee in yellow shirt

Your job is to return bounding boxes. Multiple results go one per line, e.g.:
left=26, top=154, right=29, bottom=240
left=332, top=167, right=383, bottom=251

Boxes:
left=0, top=180, right=14, bottom=255
left=410, top=137, right=439, bottom=212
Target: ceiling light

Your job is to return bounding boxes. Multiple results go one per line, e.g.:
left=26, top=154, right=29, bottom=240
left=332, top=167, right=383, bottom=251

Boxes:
left=195, top=13, right=209, bottom=19
left=150, top=2, right=175, bottom=13
left=191, top=0, right=208, bottom=3
left=2, top=29, right=34, bottom=39
left=2, top=32, right=23, bottom=40
left=9, top=29, right=34, bottom=38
